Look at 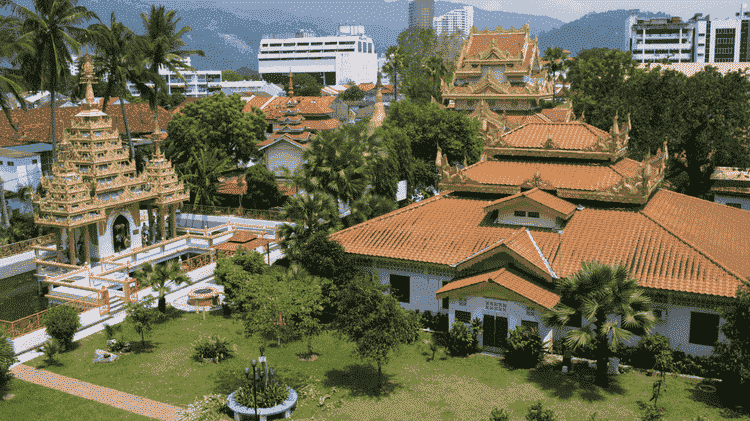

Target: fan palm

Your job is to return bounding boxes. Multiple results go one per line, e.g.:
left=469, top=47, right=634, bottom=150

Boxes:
left=382, top=45, right=404, bottom=102
left=5, top=0, right=99, bottom=163
left=88, top=12, right=138, bottom=161
left=136, top=260, right=190, bottom=313
left=278, top=191, right=340, bottom=262
left=541, top=261, right=656, bottom=387
left=181, top=148, right=232, bottom=207
left=131, top=5, right=204, bottom=135
left=300, top=124, right=371, bottom=206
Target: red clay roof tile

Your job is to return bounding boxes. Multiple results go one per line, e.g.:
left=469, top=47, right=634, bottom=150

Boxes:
left=485, top=187, right=576, bottom=218
left=501, top=122, right=611, bottom=150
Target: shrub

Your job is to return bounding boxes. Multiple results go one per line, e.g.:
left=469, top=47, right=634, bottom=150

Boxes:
left=193, top=335, right=232, bottom=362
left=177, top=393, right=229, bottom=421
left=235, top=380, right=288, bottom=408
left=639, top=405, right=665, bottom=421
left=505, top=326, right=546, bottom=369
left=0, top=328, right=18, bottom=396
left=553, top=337, right=596, bottom=360
left=41, top=338, right=60, bottom=364
left=103, top=323, right=118, bottom=341
left=42, top=304, right=81, bottom=351
left=525, top=401, right=557, bottom=421
left=631, top=333, right=671, bottom=370
left=448, top=322, right=475, bottom=357
left=488, top=407, right=511, bottom=421
left=403, top=309, right=422, bottom=344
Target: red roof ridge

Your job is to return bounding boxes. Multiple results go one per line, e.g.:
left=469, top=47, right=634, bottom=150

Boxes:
left=330, top=193, right=450, bottom=238
left=638, top=201, right=746, bottom=291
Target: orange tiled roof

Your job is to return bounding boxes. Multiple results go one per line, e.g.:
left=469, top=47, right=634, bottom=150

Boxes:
left=228, top=230, right=258, bottom=243
left=501, top=122, right=612, bottom=150
left=522, top=43, right=535, bottom=69
left=484, top=187, right=576, bottom=219
left=466, top=33, right=527, bottom=58
left=357, top=83, right=376, bottom=92
left=503, top=113, right=549, bottom=127
left=293, top=96, right=336, bottom=115
left=242, top=96, right=274, bottom=113
left=436, top=267, right=560, bottom=310
left=331, top=190, right=749, bottom=298
left=540, top=107, right=574, bottom=123
left=257, top=136, right=309, bottom=151
left=214, top=237, right=271, bottom=252
left=0, top=103, right=172, bottom=147
left=303, top=118, right=339, bottom=131
left=277, top=179, right=297, bottom=196
left=267, top=132, right=312, bottom=141
left=216, top=175, right=246, bottom=195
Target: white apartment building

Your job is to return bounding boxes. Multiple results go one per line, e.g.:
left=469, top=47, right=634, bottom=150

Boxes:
left=126, top=57, right=223, bottom=98
left=258, top=26, right=378, bottom=86
left=626, top=4, right=750, bottom=63
left=433, top=6, right=474, bottom=37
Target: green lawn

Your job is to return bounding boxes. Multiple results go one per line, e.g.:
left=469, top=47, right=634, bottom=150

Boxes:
left=0, top=379, right=156, bottom=420
left=24, top=307, right=750, bottom=420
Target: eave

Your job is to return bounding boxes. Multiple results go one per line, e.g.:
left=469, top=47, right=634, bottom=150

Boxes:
left=486, top=147, right=626, bottom=161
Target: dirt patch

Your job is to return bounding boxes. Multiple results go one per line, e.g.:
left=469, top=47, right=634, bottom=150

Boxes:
left=297, top=354, right=318, bottom=362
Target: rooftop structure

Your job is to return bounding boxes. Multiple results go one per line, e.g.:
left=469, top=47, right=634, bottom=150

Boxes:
left=258, top=25, right=377, bottom=86
left=32, top=52, right=189, bottom=265
left=710, top=166, right=750, bottom=210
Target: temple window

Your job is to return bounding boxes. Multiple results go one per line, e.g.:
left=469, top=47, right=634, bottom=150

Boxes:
left=528, top=211, right=540, bottom=218
left=514, top=210, right=526, bottom=217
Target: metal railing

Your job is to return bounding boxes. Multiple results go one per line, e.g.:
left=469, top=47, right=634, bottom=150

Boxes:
left=0, top=293, right=97, bottom=338
left=0, top=233, right=55, bottom=259
left=181, top=204, right=291, bottom=222
left=180, top=251, right=217, bottom=273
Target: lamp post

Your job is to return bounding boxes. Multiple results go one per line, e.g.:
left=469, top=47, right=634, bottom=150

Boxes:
left=249, top=362, right=258, bottom=420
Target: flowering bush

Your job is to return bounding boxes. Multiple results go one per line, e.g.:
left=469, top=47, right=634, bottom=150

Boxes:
left=177, top=394, right=228, bottom=421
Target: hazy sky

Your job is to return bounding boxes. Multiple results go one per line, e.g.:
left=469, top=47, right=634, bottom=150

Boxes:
left=387, top=0, right=747, bottom=23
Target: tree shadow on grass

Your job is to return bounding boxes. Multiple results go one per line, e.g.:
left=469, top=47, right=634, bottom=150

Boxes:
left=130, top=340, right=159, bottom=354
left=152, top=307, right=184, bottom=324
left=37, top=358, right=64, bottom=368
left=521, top=361, right=626, bottom=402
left=686, top=383, right=747, bottom=419
left=322, top=363, right=400, bottom=398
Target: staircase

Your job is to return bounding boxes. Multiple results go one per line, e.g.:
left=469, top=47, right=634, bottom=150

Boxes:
left=108, top=295, right=126, bottom=315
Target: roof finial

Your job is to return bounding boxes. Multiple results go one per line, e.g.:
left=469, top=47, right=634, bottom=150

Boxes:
left=80, top=46, right=96, bottom=111
left=288, top=68, right=294, bottom=97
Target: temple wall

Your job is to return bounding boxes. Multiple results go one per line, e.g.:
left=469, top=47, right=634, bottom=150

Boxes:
left=98, top=208, right=141, bottom=258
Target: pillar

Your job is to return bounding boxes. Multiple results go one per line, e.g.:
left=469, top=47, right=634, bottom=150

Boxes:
left=642, top=28, right=646, bottom=63
left=147, top=202, right=154, bottom=244
left=55, top=227, right=63, bottom=261
left=68, top=227, right=76, bottom=265
left=679, top=28, right=683, bottom=63
left=171, top=205, right=177, bottom=238
left=83, top=224, right=90, bottom=266
left=159, top=206, right=166, bottom=241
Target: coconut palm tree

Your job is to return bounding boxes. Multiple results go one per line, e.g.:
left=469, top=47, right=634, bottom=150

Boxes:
left=541, top=261, right=656, bottom=387
left=136, top=260, right=190, bottom=313
left=382, top=45, right=404, bottom=103
left=131, top=5, right=204, bottom=136
left=88, top=12, right=138, bottom=161
left=278, top=191, right=340, bottom=263
left=5, top=0, right=99, bottom=163
left=0, top=14, right=30, bottom=129
left=181, top=148, right=233, bottom=207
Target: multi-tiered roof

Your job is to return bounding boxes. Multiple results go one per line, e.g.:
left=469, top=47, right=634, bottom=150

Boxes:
left=33, top=52, right=188, bottom=230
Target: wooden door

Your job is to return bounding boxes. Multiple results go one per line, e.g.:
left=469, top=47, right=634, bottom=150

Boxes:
left=483, top=314, right=495, bottom=348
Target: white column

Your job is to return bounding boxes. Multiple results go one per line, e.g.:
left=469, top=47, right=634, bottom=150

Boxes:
left=679, top=28, right=683, bottom=63
left=642, top=29, right=646, bottom=63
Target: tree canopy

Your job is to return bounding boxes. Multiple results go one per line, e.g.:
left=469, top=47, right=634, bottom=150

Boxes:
left=340, top=85, right=365, bottom=101
left=715, top=277, right=750, bottom=400
left=165, top=93, right=266, bottom=170
left=283, top=73, right=322, bottom=97
left=243, top=164, right=283, bottom=210
left=222, top=69, right=246, bottom=82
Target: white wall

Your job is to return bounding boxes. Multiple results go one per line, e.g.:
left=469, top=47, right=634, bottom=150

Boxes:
left=495, top=204, right=561, bottom=229
left=359, top=263, right=453, bottom=314
left=0, top=154, right=42, bottom=192
left=98, top=209, right=142, bottom=258
left=335, top=52, right=377, bottom=85
left=265, top=142, right=304, bottom=176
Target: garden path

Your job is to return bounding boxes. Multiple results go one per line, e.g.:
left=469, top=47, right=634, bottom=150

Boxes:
left=10, top=364, right=183, bottom=421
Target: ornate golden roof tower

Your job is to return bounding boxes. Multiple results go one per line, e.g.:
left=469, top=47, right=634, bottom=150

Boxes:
left=33, top=51, right=189, bottom=265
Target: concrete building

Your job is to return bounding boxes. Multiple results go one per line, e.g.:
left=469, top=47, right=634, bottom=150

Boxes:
left=626, top=4, right=750, bottom=63
left=258, top=26, right=377, bottom=86
left=0, top=148, right=42, bottom=192
left=433, top=6, right=474, bottom=37
left=126, top=57, right=222, bottom=98
left=409, top=0, right=434, bottom=30
left=710, top=166, right=750, bottom=210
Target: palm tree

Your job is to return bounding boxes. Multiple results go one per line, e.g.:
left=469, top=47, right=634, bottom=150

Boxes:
left=278, top=191, right=340, bottom=262
left=88, top=12, right=138, bottom=161
left=131, top=5, right=204, bottom=137
left=382, top=45, right=404, bottom=103
left=181, top=148, right=232, bottom=207
left=300, top=123, right=371, bottom=206
left=423, top=54, right=450, bottom=103
left=0, top=14, right=30, bottom=129
left=541, top=261, right=656, bottom=387
left=136, top=260, right=190, bottom=313
left=6, top=0, right=99, bottom=163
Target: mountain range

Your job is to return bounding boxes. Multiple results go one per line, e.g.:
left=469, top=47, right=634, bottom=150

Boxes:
left=16, top=1, right=669, bottom=71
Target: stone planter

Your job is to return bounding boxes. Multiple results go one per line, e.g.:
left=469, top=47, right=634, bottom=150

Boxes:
left=188, top=287, right=219, bottom=307
left=227, top=388, right=297, bottom=421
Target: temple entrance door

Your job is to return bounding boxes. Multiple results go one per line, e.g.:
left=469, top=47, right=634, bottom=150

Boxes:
left=113, top=215, right=130, bottom=253
left=482, top=314, right=508, bottom=350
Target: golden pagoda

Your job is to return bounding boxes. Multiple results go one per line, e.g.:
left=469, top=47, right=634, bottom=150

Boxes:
left=33, top=51, right=189, bottom=265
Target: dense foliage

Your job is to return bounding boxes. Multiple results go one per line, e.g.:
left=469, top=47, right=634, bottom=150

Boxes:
left=242, top=164, right=283, bottom=210
left=504, top=325, right=547, bottom=369
left=42, top=304, right=81, bottom=351
left=0, top=327, right=17, bottom=396
left=282, top=73, right=322, bottom=96
left=125, top=296, right=157, bottom=345
left=214, top=248, right=269, bottom=306
left=525, top=402, right=558, bottom=421
left=339, top=85, right=365, bottom=101
left=447, top=320, right=482, bottom=357
left=192, top=334, right=232, bottom=362
left=235, top=379, right=288, bottom=409
left=713, top=278, right=750, bottom=402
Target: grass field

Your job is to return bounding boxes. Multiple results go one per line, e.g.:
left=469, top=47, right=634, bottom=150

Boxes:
left=23, top=307, right=750, bottom=420
left=0, top=379, right=156, bottom=420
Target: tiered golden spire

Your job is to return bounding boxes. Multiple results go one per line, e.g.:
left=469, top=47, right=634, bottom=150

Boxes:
left=288, top=69, right=294, bottom=97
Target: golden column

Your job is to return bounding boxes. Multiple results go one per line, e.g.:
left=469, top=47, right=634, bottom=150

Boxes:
left=171, top=205, right=177, bottom=238
left=68, top=228, right=76, bottom=265
left=159, top=206, right=166, bottom=241
left=83, top=224, right=90, bottom=265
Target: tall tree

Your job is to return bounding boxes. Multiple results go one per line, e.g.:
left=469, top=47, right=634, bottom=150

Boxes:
left=164, top=93, right=266, bottom=170
left=88, top=12, right=138, bottom=161
left=542, top=47, right=570, bottom=77
left=333, top=272, right=417, bottom=390
left=8, top=0, right=99, bottom=162
left=181, top=148, right=233, bottom=207
left=132, top=5, right=204, bottom=137
left=0, top=14, right=30, bottom=129
left=382, top=45, right=405, bottom=103
left=714, top=277, right=750, bottom=402
left=395, top=27, right=440, bottom=104
left=278, top=191, right=340, bottom=263
left=299, top=123, right=374, bottom=206
left=222, top=69, right=245, bottom=82
left=541, top=261, right=655, bottom=387
left=282, top=73, right=322, bottom=97
left=243, top=164, right=283, bottom=210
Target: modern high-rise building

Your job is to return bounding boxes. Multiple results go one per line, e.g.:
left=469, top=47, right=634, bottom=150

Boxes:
left=258, top=25, right=377, bottom=86
left=125, top=57, right=223, bottom=98
left=433, top=6, right=474, bottom=37
left=409, top=0, right=434, bottom=30
left=625, top=4, right=750, bottom=63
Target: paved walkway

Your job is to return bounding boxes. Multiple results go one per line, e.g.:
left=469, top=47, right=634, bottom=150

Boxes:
left=11, top=364, right=183, bottom=421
